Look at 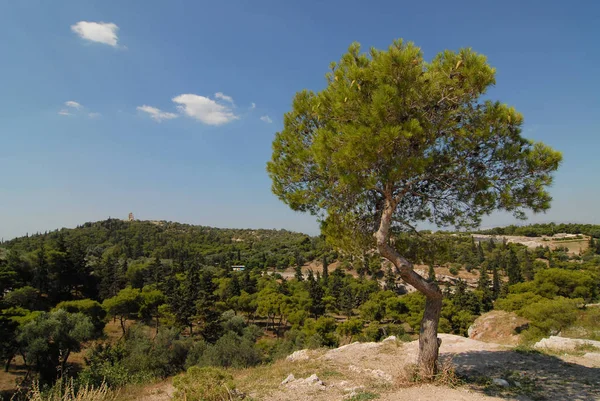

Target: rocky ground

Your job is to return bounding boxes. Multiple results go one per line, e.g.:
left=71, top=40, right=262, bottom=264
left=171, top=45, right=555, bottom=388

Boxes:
left=131, top=333, right=600, bottom=401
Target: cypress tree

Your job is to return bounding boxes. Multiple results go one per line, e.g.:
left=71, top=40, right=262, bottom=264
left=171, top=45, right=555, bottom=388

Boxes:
left=492, top=265, right=501, bottom=299
left=522, top=250, right=534, bottom=281
left=384, top=266, right=397, bottom=291
left=428, top=264, right=436, bottom=282
left=477, top=242, right=485, bottom=263
left=197, top=269, right=222, bottom=343
left=294, top=265, right=304, bottom=281
left=507, top=248, right=521, bottom=285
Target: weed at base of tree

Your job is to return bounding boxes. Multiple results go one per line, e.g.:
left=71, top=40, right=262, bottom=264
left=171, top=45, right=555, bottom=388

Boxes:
left=398, top=358, right=462, bottom=388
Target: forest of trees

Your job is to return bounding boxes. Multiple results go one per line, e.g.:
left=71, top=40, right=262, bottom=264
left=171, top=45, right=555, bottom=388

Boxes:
left=1, top=218, right=599, bottom=397
left=473, top=223, right=600, bottom=238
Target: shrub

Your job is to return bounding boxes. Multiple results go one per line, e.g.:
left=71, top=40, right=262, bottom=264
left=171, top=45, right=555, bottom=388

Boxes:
left=495, top=292, right=544, bottom=312
left=359, top=322, right=382, bottom=342
left=123, top=326, right=192, bottom=378
left=54, top=299, right=106, bottom=334
left=79, top=344, right=130, bottom=388
left=199, top=332, right=261, bottom=368
left=255, top=337, right=295, bottom=362
left=173, top=366, right=236, bottom=401
left=519, top=297, right=582, bottom=339
left=185, top=340, right=208, bottom=369
left=337, top=318, right=364, bottom=343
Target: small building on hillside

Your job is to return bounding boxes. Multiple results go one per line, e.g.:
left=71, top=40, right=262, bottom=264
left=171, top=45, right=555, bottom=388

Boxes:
left=232, top=265, right=246, bottom=272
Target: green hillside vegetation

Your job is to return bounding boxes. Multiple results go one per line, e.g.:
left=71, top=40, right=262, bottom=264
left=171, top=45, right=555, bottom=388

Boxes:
left=1, top=219, right=599, bottom=399
left=474, top=223, right=600, bottom=238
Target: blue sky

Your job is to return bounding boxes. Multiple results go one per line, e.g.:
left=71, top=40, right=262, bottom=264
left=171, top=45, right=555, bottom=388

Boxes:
left=0, top=0, right=599, bottom=240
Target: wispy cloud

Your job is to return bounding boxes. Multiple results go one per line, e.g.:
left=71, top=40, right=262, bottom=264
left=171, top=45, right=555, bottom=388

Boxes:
left=137, top=105, right=178, bottom=122
left=260, top=115, right=273, bottom=124
left=65, top=100, right=82, bottom=109
left=58, top=100, right=99, bottom=119
left=172, top=94, right=237, bottom=125
left=71, top=21, right=120, bottom=47
left=214, top=92, right=234, bottom=104
left=250, top=102, right=256, bottom=110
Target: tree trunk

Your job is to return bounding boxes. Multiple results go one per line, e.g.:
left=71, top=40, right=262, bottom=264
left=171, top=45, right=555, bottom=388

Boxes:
left=375, top=196, right=443, bottom=380
left=4, top=354, right=14, bottom=372
left=418, top=296, right=442, bottom=378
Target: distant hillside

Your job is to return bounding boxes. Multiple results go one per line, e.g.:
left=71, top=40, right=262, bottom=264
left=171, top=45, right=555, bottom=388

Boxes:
left=473, top=223, right=600, bottom=238
left=2, top=218, right=328, bottom=270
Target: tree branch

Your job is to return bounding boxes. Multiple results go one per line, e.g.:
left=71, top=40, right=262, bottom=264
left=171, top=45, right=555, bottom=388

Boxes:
left=374, top=197, right=442, bottom=299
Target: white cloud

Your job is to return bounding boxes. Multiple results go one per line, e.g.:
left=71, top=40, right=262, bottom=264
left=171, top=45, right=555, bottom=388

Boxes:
left=214, top=92, right=234, bottom=104
left=71, top=21, right=119, bottom=47
left=137, top=105, right=178, bottom=122
left=172, top=94, right=237, bottom=125
left=59, top=100, right=101, bottom=118
left=250, top=102, right=256, bottom=109
left=260, top=115, right=273, bottom=124
left=65, top=100, right=82, bottom=109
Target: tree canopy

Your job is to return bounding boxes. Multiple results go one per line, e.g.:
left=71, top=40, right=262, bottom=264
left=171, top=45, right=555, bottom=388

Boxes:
left=267, top=39, right=561, bottom=377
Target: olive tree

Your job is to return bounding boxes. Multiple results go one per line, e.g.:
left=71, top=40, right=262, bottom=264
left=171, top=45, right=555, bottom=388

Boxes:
left=267, top=39, right=561, bottom=378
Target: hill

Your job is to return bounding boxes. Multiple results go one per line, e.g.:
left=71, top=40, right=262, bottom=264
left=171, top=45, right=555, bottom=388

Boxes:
left=2, top=218, right=327, bottom=271
left=1, top=219, right=599, bottom=399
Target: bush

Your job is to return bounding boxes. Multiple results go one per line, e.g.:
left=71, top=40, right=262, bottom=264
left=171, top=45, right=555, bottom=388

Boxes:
left=255, top=337, right=295, bottom=362
left=54, top=299, right=106, bottom=334
left=359, top=322, right=382, bottom=342
left=198, top=331, right=262, bottom=368
left=173, top=366, right=237, bottom=401
left=123, top=326, right=192, bottom=378
left=79, top=344, right=130, bottom=388
left=519, top=297, right=582, bottom=339
left=184, top=340, right=208, bottom=369
left=495, top=292, right=544, bottom=312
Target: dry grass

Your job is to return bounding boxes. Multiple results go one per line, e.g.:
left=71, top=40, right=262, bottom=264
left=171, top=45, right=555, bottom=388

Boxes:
left=0, top=356, right=28, bottom=393
left=24, top=379, right=115, bottom=401
left=397, top=358, right=462, bottom=389
left=233, top=353, right=331, bottom=397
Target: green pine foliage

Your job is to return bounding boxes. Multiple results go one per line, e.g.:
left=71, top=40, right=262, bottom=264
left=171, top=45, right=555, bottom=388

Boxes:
left=1, top=217, right=599, bottom=389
